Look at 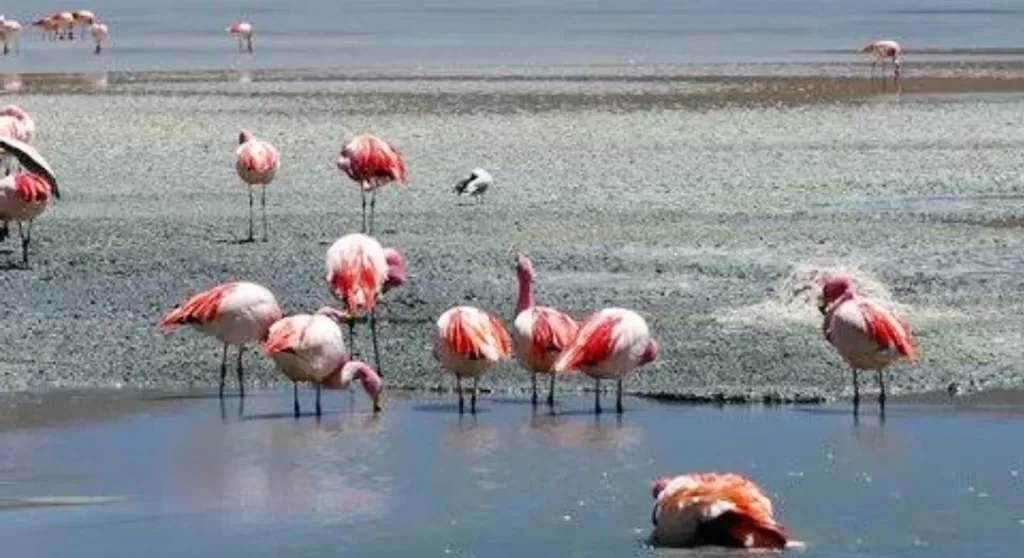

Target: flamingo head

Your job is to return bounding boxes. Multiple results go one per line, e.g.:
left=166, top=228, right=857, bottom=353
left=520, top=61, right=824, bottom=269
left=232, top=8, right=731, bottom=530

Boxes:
left=819, top=274, right=855, bottom=314
left=382, top=248, right=406, bottom=293
left=324, top=360, right=383, bottom=412
left=650, top=476, right=671, bottom=499
left=515, top=252, right=534, bottom=280
left=640, top=338, right=659, bottom=366
left=238, top=129, right=252, bottom=145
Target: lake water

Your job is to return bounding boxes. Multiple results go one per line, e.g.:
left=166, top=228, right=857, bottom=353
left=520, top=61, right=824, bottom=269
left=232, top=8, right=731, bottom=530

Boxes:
left=2, top=0, right=1024, bottom=73
left=0, top=390, right=1021, bottom=557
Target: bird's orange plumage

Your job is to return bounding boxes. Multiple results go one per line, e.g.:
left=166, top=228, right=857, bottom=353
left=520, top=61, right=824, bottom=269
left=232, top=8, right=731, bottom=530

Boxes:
left=329, top=247, right=379, bottom=315
left=445, top=310, right=511, bottom=359
left=556, top=315, right=620, bottom=372
left=13, top=172, right=52, bottom=203
left=262, top=320, right=301, bottom=355
left=859, top=301, right=918, bottom=361
left=160, top=283, right=235, bottom=331
left=531, top=310, right=577, bottom=353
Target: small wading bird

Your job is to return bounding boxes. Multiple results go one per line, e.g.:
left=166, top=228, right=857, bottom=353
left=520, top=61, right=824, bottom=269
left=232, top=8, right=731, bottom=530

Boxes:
left=160, top=281, right=282, bottom=398
left=263, top=307, right=383, bottom=417
left=336, top=134, right=407, bottom=235
left=650, top=473, right=801, bottom=549
left=819, top=274, right=918, bottom=417
left=553, top=307, right=658, bottom=414
left=859, top=39, right=903, bottom=84
left=433, top=305, right=512, bottom=414
left=0, top=137, right=60, bottom=267
left=511, top=253, right=578, bottom=408
left=453, top=168, right=492, bottom=203
left=226, top=21, right=254, bottom=53
left=89, top=21, right=107, bottom=54
left=1, top=17, right=22, bottom=55
left=234, top=129, right=280, bottom=242
left=325, top=233, right=406, bottom=374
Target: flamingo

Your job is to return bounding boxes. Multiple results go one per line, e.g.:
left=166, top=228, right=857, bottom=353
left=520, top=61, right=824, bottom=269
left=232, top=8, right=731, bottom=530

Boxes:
left=859, top=39, right=903, bottom=83
left=0, top=137, right=59, bottom=266
left=553, top=307, right=658, bottom=414
left=226, top=21, right=253, bottom=53
left=325, top=233, right=406, bottom=374
left=54, top=11, right=74, bottom=40
left=263, top=307, right=383, bottom=417
left=89, top=21, right=107, bottom=54
left=234, top=129, right=280, bottom=242
left=32, top=14, right=61, bottom=40
left=433, top=305, right=512, bottom=414
left=650, top=473, right=799, bottom=549
left=1, top=19, right=22, bottom=55
left=511, top=253, right=578, bottom=408
left=453, top=168, right=492, bottom=203
left=819, top=274, right=918, bottom=416
left=160, top=281, right=282, bottom=398
left=336, top=134, right=407, bottom=235
left=72, top=10, right=94, bottom=40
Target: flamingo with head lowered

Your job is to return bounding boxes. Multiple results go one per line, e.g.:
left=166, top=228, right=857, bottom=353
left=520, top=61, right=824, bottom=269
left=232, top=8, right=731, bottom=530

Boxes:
left=859, top=39, right=903, bottom=83
left=226, top=21, right=254, bottom=52
left=336, top=134, right=407, bottom=235
left=433, top=305, right=512, bottom=414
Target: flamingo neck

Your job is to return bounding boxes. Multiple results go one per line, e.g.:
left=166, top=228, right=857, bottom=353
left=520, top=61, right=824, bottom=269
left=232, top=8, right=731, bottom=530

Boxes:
left=515, top=271, right=535, bottom=314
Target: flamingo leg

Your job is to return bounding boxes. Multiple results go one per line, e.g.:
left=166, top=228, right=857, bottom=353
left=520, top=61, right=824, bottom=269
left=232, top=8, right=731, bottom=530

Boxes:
left=471, top=376, right=478, bottom=414
left=260, top=186, right=268, bottom=242
left=531, top=372, right=538, bottom=406
left=594, top=379, right=602, bottom=414
left=369, top=190, right=377, bottom=235
left=293, top=382, right=300, bottom=418
left=616, top=379, right=624, bottom=414
left=852, top=368, right=860, bottom=415
left=877, top=370, right=886, bottom=416
left=218, top=343, right=228, bottom=398
left=246, top=187, right=254, bottom=242
left=547, top=373, right=556, bottom=408
left=17, top=219, right=31, bottom=267
left=235, top=346, right=245, bottom=398
left=347, top=320, right=357, bottom=359
left=246, top=36, right=253, bottom=53
left=0, top=220, right=8, bottom=241
left=360, top=187, right=367, bottom=233
left=315, top=383, right=322, bottom=417
left=457, top=375, right=464, bottom=414
left=370, top=307, right=382, bottom=377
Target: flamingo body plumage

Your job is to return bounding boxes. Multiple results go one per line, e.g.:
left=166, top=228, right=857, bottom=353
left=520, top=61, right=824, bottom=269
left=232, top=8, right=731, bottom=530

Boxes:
left=336, top=134, right=407, bottom=234
left=434, top=305, right=512, bottom=413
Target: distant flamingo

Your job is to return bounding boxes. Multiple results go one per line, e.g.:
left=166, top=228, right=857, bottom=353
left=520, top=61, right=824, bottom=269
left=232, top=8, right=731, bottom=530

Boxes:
left=433, top=305, right=512, bottom=414
left=31, top=14, right=61, bottom=40
left=226, top=21, right=253, bottom=53
left=160, top=281, right=282, bottom=398
left=511, top=253, right=578, bottom=408
left=0, top=105, right=35, bottom=145
left=325, top=233, right=406, bottom=375
left=72, top=10, right=95, bottom=39
left=553, top=307, right=658, bottom=414
left=650, top=473, right=799, bottom=549
left=859, top=39, right=903, bottom=83
left=1, top=19, right=22, bottom=55
left=453, top=168, right=492, bottom=203
left=336, top=134, right=407, bottom=235
left=234, top=129, right=280, bottom=242
left=54, top=12, right=74, bottom=40
left=263, top=307, right=383, bottom=416
left=819, top=275, right=918, bottom=416
left=89, top=21, right=107, bottom=54
left=0, top=137, right=60, bottom=266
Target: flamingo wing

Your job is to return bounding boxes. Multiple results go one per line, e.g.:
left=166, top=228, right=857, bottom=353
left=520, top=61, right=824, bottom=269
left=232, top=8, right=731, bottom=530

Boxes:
left=0, top=137, right=58, bottom=198
left=444, top=309, right=507, bottom=362
left=328, top=246, right=380, bottom=315
left=858, top=300, right=917, bottom=360
left=13, top=172, right=52, bottom=202
left=553, top=314, right=621, bottom=373
left=160, top=283, right=236, bottom=332
left=532, top=308, right=578, bottom=353
left=262, top=318, right=304, bottom=355
left=239, top=141, right=278, bottom=175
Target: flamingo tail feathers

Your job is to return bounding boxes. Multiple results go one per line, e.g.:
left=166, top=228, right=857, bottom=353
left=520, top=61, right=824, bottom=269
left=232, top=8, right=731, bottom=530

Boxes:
left=860, top=302, right=918, bottom=361
left=700, top=511, right=788, bottom=550
left=553, top=316, right=618, bottom=374
left=159, top=284, right=234, bottom=332
left=445, top=312, right=505, bottom=362
left=330, top=250, right=378, bottom=315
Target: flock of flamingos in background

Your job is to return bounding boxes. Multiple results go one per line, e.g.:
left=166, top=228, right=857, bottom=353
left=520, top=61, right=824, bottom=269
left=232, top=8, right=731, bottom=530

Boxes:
left=0, top=22, right=917, bottom=550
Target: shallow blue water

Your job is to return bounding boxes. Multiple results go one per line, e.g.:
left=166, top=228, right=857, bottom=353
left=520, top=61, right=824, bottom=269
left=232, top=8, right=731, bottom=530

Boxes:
left=1, top=0, right=1024, bottom=73
left=0, top=391, right=1021, bottom=557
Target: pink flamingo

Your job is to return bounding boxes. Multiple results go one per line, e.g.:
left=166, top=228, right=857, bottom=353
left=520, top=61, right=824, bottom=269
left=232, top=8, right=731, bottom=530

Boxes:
left=1, top=19, right=22, bottom=55
left=325, top=233, right=406, bottom=374
left=511, top=253, right=578, bottom=408
left=433, top=305, right=512, bottom=414
left=72, top=10, right=95, bottom=39
left=31, top=14, right=61, bottom=40
left=89, top=21, right=107, bottom=54
left=650, top=473, right=799, bottom=549
left=226, top=21, right=253, bottom=53
left=54, top=11, right=74, bottom=40
left=263, top=307, right=383, bottom=416
left=819, top=275, right=918, bottom=416
left=0, top=137, right=59, bottom=266
left=859, top=39, right=903, bottom=83
left=0, top=105, right=35, bottom=145
left=553, top=307, right=658, bottom=414
left=234, top=129, right=280, bottom=242
left=160, top=281, right=282, bottom=398
left=336, top=134, right=407, bottom=235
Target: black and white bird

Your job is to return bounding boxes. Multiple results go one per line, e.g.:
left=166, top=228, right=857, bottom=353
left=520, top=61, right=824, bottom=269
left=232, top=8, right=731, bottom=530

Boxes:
left=453, top=168, right=492, bottom=203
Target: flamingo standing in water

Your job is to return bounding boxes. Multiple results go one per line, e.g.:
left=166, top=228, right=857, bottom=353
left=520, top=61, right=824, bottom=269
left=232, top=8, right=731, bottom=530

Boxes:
left=336, top=134, right=407, bottom=235
left=511, top=253, right=578, bottom=408
left=31, top=14, right=61, bottom=40
left=553, top=307, right=658, bottom=414
left=1, top=18, right=22, bottom=55
left=859, top=39, right=903, bottom=83
left=89, top=21, right=107, bottom=54
left=226, top=21, right=254, bottom=53
left=650, top=473, right=799, bottom=549
left=263, top=307, right=383, bottom=416
left=0, top=137, right=60, bottom=267
left=72, top=10, right=95, bottom=39
left=160, top=281, right=282, bottom=398
left=325, top=233, right=406, bottom=374
left=433, top=305, right=512, bottom=414
left=234, top=129, right=280, bottom=242
left=819, top=274, right=918, bottom=416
